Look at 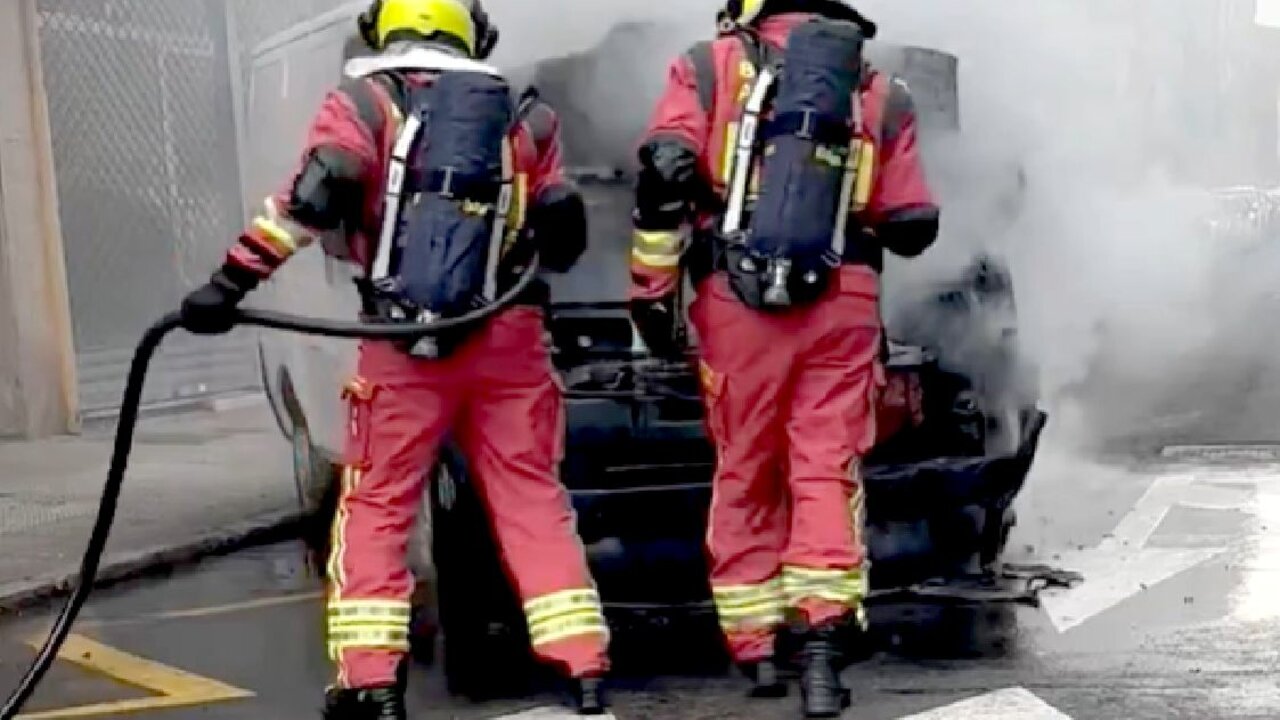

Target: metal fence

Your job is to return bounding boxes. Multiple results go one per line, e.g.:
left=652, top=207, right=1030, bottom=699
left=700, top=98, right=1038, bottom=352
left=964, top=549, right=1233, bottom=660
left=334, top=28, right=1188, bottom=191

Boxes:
left=36, top=0, right=258, bottom=414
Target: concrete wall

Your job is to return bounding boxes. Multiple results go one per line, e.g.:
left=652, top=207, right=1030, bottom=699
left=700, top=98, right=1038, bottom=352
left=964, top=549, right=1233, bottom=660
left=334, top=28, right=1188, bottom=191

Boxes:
left=0, top=0, right=78, bottom=438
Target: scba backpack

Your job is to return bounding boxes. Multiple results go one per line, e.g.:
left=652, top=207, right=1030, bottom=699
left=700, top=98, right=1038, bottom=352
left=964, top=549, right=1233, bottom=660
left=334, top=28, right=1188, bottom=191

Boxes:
left=365, top=69, right=526, bottom=357
left=719, top=18, right=869, bottom=310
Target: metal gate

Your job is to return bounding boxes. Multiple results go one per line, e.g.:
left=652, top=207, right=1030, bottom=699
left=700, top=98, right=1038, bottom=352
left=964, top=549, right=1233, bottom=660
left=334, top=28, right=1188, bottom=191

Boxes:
left=36, top=0, right=258, bottom=415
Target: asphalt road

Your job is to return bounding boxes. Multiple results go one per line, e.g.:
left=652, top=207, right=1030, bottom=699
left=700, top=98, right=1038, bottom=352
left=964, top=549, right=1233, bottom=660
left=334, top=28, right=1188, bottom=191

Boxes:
left=3, top=452, right=1280, bottom=719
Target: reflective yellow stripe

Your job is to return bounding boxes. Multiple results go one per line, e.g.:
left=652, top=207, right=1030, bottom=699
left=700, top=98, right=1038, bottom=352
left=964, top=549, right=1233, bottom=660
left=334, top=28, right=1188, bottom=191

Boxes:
left=717, top=612, right=783, bottom=627
left=852, top=141, right=876, bottom=211
left=523, top=588, right=601, bottom=621
left=326, top=468, right=361, bottom=601
left=327, top=607, right=410, bottom=622
left=523, top=588, right=607, bottom=647
left=712, top=577, right=783, bottom=631
left=720, top=121, right=740, bottom=185
left=326, top=627, right=410, bottom=660
left=503, top=171, right=529, bottom=253
left=326, top=598, right=412, bottom=661
left=528, top=613, right=609, bottom=647
left=252, top=215, right=298, bottom=256
left=632, top=229, right=683, bottom=270
left=781, top=566, right=867, bottom=607
left=328, top=599, right=413, bottom=613
left=632, top=247, right=682, bottom=269
left=714, top=604, right=784, bottom=631
left=712, top=577, right=782, bottom=604
left=633, top=229, right=682, bottom=254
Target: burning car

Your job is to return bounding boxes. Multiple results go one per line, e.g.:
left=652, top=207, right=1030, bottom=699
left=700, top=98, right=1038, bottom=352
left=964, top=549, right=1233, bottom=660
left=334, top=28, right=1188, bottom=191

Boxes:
left=248, top=17, right=1049, bottom=698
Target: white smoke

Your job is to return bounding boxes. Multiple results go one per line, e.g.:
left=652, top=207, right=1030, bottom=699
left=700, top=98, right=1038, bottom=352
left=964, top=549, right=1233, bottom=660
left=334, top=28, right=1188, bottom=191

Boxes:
left=859, top=0, right=1280, bottom=452
left=482, top=0, right=1280, bottom=450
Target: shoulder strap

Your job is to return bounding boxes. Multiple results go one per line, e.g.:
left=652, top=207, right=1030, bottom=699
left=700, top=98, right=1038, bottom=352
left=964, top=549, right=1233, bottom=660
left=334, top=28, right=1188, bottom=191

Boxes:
left=737, top=29, right=782, bottom=72
left=687, top=32, right=782, bottom=115
left=880, top=73, right=915, bottom=147
left=686, top=41, right=717, bottom=114
left=339, top=72, right=409, bottom=132
left=514, top=86, right=554, bottom=147
left=720, top=64, right=779, bottom=238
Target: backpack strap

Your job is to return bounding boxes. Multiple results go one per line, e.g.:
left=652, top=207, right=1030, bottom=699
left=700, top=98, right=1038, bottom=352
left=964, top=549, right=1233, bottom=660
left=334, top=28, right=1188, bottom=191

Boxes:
left=339, top=72, right=409, bottom=134
left=720, top=64, right=778, bottom=239
left=485, top=123, right=516, bottom=301
left=686, top=41, right=718, bottom=113
left=686, top=31, right=782, bottom=115
left=515, top=87, right=554, bottom=145
left=369, top=98, right=423, bottom=290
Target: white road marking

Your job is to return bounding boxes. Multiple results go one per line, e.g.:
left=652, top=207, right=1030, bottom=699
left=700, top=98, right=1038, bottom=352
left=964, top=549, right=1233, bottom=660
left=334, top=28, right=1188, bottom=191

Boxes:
left=1040, top=546, right=1224, bottom=633
left=897, top=687, right=1073, bottom=719
left=1040, top=468, right=1280, bottom=633
left=491, top=707, right=617, bottom=720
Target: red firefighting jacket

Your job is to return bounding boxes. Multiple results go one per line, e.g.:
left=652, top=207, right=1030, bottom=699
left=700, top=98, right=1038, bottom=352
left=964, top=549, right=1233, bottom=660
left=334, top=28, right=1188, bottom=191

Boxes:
left=631, top=12, right=939, bottom=302
left=226, top=65, right=568, bottom=283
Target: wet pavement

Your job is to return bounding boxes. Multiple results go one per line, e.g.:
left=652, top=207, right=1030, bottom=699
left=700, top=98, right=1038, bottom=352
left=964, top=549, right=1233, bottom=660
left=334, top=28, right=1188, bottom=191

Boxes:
left=3, top=450, right=1280, bottom=719
left=0, top=401, right=295, bottom=611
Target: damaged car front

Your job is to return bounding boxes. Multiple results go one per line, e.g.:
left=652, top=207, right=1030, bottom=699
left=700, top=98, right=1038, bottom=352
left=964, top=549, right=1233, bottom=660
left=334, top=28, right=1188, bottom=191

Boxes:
left=250, top=17, right=1053, bottom=698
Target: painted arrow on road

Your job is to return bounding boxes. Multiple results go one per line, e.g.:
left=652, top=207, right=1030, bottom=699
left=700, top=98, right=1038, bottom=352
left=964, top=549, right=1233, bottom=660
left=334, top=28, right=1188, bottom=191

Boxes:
left=1040, top=467, right=1277, bottom=633
left=898, top=687, right=1073, bottom=719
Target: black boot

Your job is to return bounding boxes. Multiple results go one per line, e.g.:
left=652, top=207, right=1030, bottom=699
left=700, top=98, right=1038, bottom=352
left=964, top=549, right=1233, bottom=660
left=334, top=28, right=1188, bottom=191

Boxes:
left=740, top=659, right=788, bottom=698
left=570, top=676, right=608, bottom=715
left=322, top=685, right=406, bottom=720
left=799, top=629, right=851, bottom=718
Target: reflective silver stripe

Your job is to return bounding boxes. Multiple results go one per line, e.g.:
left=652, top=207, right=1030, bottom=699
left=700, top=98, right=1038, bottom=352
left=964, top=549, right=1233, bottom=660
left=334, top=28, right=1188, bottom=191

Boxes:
left=372, top=114, right=422, bottom=285
left=721, top=67, right=776, bottom=238
left=830, top=102, right=864, bottom=258
left=484, top=144, right=513, bottom=302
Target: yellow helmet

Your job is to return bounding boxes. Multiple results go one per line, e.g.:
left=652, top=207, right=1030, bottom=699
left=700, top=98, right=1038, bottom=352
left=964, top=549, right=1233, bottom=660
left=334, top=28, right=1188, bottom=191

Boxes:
left=357, top=0, right=478, bottom=55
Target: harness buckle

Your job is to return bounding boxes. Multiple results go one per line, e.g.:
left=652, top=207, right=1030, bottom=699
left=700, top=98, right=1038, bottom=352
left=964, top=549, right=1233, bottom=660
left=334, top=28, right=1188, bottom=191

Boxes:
left=438, top=167, right=457, bottom=199
left=798, top=109, right=817, bottom=140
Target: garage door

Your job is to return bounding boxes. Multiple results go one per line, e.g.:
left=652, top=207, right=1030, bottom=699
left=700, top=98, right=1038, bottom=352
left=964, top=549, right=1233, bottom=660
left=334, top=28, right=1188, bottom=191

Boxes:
left=36, top=0, right=260, bottom=416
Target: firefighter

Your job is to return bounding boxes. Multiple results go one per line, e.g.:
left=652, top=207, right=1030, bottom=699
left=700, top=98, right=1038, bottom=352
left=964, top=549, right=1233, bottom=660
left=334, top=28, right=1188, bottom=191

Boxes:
left=179, top=1, right=610, bottom=716
left=629, top=0, right=939, bottom=716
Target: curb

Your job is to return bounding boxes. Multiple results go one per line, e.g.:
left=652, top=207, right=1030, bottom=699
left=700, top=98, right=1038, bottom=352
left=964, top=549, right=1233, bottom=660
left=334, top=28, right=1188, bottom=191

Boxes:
left=0, top=509, right=303, bottom=616
left=77, top=392, right=268, bottom=428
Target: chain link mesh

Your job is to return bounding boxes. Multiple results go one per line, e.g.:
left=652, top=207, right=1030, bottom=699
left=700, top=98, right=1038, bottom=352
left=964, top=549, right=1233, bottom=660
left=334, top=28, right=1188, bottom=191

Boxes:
left=229, top=0, right=354, bottom=54
left=37, top=0, right=256, bottom=412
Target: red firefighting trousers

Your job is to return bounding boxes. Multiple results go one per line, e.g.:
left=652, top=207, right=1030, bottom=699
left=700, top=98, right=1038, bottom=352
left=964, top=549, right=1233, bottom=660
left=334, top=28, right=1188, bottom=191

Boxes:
left=690, top=266, right=884, bottom=664
left=326, top=306, right=610, bottom=688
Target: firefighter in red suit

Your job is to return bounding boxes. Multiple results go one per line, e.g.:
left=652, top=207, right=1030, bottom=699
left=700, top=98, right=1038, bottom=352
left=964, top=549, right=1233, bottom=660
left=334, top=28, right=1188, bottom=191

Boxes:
left=179, top=1, right=609, bottom=717
left=630, top=1, right=940, bottom=716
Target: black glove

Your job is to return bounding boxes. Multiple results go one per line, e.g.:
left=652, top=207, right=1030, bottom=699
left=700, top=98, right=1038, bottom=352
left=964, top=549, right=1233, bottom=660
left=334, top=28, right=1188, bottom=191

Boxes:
left=180, top=265, right=257, bottom=335
left=635, top=140, right=699, bottom=230
left=631, top=296, right=684, bottom=360
left=527, top=184, right=587, bottom=273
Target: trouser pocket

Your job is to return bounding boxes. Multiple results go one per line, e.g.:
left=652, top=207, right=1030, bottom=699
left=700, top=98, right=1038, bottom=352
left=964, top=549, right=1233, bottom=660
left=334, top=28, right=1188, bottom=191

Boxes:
left=341, top=376, right=378, bottom=469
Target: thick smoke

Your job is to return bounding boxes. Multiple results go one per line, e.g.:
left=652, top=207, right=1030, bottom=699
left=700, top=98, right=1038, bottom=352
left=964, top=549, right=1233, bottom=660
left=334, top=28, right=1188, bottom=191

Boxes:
left=484, top=0, right=1280, bottom=451
left=855, top=0, right=1280, bottom=452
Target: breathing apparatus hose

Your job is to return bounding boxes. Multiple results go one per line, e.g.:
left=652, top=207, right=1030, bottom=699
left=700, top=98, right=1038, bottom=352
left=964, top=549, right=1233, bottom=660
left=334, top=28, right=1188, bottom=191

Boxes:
left=0, top=259, right=540, bottom=720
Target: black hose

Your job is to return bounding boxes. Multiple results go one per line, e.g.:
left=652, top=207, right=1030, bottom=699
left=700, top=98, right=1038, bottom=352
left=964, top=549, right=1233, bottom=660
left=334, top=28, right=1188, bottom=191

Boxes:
left=0, top=260, right=539, bottom=719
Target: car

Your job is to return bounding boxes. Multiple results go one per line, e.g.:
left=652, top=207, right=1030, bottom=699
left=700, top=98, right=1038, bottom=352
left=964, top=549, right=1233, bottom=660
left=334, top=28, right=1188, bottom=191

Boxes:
left=251, top=19, right=1050, bottom=699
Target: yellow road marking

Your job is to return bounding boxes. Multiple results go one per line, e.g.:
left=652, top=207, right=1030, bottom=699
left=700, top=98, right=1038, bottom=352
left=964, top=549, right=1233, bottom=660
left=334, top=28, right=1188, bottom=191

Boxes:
left=80, top=591, right=324, bottom=628
left=16, top=633, right=253, bottom=719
